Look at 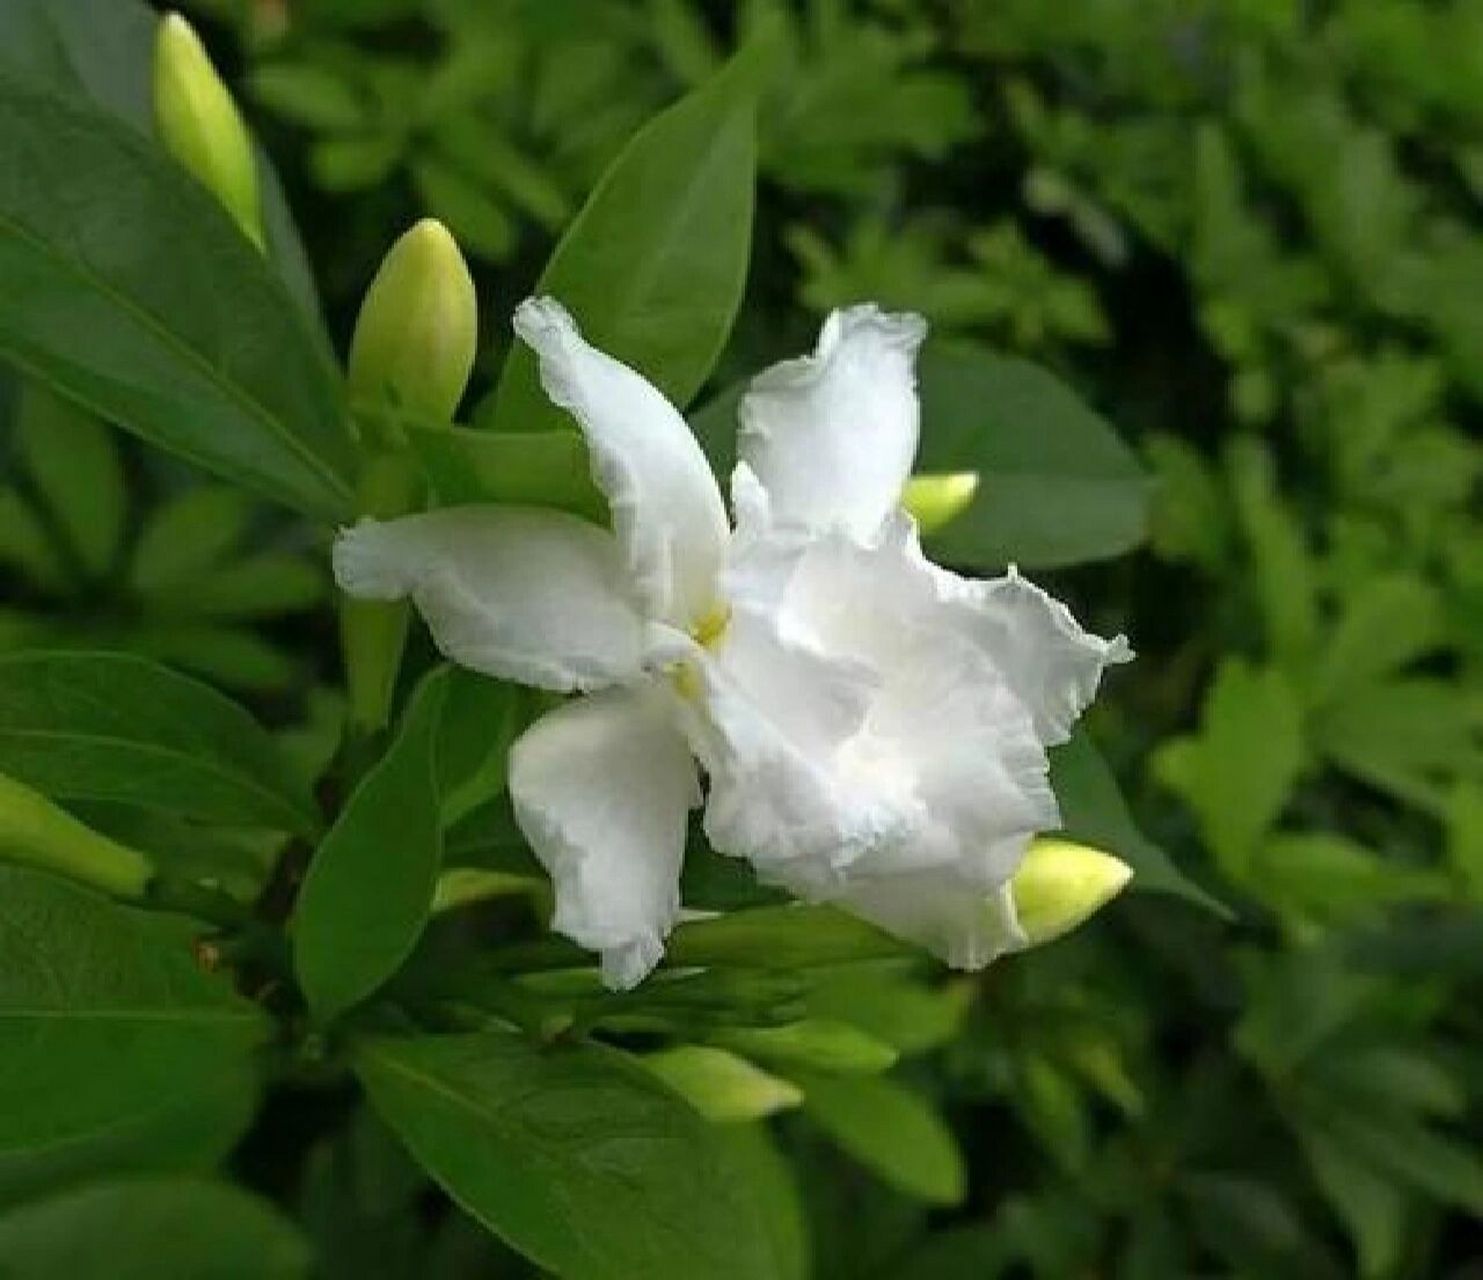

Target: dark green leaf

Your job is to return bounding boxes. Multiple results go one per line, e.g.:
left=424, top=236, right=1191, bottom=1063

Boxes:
left=356, top=1030, right=779, bottom=1280
left=0, top=650, right=317, bottom=833
left=295, top=672, right=447, bottom=1022
left=0, top=866, right=266, bottom=1158
left=914, top=342, right=1149, bottom=569
left=0, top=1178, right=310, bottom=1279
left=0, top=70, right=354, bottom=518
left=486, top=54, right=757, bottom=432
left=407, top=423, right=605, bottom=521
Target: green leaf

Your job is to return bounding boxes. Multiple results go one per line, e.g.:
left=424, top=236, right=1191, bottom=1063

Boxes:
left=0, top=1178, right=310, bottom=1279
left=913, top=342, right=1149, bottom=569
left=0, top=70, right=354, bottom=518
left=486, top=51, right=757, bottom=433
left=713, top=1125, right=809, bottom=1280
left=641, top=1046, right=803, bottom=1123
left=804, top=967, right=970, bottom=1057
left=1311, top=575, right=1442, bottom=706
left=295, top=672, right=447, bottom=1022
left=0, top=0, right=329, bottom=339
left=128, top=488, right=253, bottom=594
left=0, top=650, right=317, bottom=833
left=179, top=555, right=325, bottom=620
left=355, top=1030, right=779, bottom=1280
left=1297, top=1127, right=1408, bottom=1280
left=1153, top=660, right=1303, bottom=881
left=407, top=423, right=606, bottom=520
left=713, top=1021, right=898, bottom=1075
left=668, top=905, right=910, bottom=969
left=795, top=1070, right=965, bottom=1205
left=1050, top=731, right=1229, bottom=917
left=0, top=1066, right=257, bottom=1210
left=0, top=866, right=266, bottom=1158
left=435, top=669, right=522, bottom=828
left=14, top=383, right=125, bottom=579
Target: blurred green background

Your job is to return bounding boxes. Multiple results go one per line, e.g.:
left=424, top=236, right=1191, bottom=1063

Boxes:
left=4, top=0, right=1482, bottom=1275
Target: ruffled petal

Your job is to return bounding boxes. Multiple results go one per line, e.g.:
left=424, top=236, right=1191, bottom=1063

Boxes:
left=840, top=874, right=1029, bottom=971
left=334, top=506, right=647, bottom=692
left=738, top=305, right=927, bottom=539
left=513, top=297, right=729, bottom=628
left=939, top=567, right=1133, bottom=746
left=509, top=686, right=700, bottom=989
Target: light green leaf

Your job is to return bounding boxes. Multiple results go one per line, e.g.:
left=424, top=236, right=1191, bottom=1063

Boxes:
left=14, top=383, right=125, bottom=580
left=0, top=70, right=354, bottom=518
left=0, top=866, right=266, bottom=1158
left=1297, top=1127, right=1408, bottom=1280
left=295, top=672, right=447, bottom=1022
left=355, top=1031, right=780, bottom=1280
left=0, top=650, right=317, bottom=834
left=669, top=905, right=910, bottom=969
left=435, top=669, right=522, bottom=828
left=1311, top=576, right=1442, bottom=706
left=795, top=1071, right=965, bottom=1205
left=486, top=51, right=758, bottom=432
left=1153, top=660, right=1303, bottom=880
left=804, top=967, right=970, bottom=1057
left=1050, top=731, right=1229, bottom=917
left=642, top=1046, right=803, bottom=1123
left=713, top=1125, right=809, bottom=1280
left=0, top=1178, right=309, bottom=1279
left=713, top=1020, right=898, bottom=1075
left=128, top=488, right=252, bottom=594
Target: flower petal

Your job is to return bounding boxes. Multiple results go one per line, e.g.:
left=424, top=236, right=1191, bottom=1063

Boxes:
left=840, top=874, right=1028, bottom=971
left=941, top=567, right=1133, bottom=746
left=334, top=506, right=648, bottom=692
left=510, top=686, right=700, bottom=989
left=513, top=297, right=729, bottom=628
left=738, top=305, right=927, bottom=538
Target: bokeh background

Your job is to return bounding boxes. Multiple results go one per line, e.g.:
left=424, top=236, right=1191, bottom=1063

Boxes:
left=4, top=1, right=1483, bottom=1275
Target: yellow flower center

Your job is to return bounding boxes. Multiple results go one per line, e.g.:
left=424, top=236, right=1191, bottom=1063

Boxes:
left=670, top=603, right=731, bottom=701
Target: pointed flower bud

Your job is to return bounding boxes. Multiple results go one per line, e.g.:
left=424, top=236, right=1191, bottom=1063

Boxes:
left=903, top=471, right=979, bottom=534
left=1010, top=837, right=1133, bottom=950
left=348, top=219, right=478, bottom=423
left=0, top=772, right=153, bottom=899
left=153, top=13, right=265, bottom=249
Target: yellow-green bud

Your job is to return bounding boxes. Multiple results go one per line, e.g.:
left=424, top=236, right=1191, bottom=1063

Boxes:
left=1010, top=837, right=1133, bottom=949
left=0, top=772, right=153, bottom=899
left=348, top=219, right=478, bottom=423
left=153, top=13, right=264, bottom=250
left=903, top=472, right=980, bottom=534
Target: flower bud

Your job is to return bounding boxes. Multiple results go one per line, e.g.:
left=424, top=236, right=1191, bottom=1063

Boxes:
left=1009, top=837, right=1133, bottom=949
left=0, top=772, right=153, bottom=899
left=348, top=219, right=478, bottom=423
left=153, top=13, right=265, bottom=249
left=903, top=472, right=979, bottom=534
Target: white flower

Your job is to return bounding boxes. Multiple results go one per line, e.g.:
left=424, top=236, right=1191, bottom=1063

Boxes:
left=334, top=297, right=1129, bottom=988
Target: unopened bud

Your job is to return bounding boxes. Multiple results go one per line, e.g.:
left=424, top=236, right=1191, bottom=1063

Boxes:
left=154, top=13, right=264, bottom=249
left=642, top=1046, right=803, bottom=1123
left=348, top=219, right=477, bottom=422
left=0, top=772, right=153, bottom=899
left=1010, top=837, right=1133, bottom=949
left=903, top=472, right=979, bottom=534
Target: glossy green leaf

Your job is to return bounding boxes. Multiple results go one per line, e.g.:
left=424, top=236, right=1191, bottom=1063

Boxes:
left=0, top=0, right=328, bottom=336
left=435, top=669, right=523, bottom=827
left=295, top=672, right=447, bottom=1022
left=487, top=52, right=757, bottom=432
left=0, top=866, right=266, bottom=1158
left=1050, top=731, right=1230, bottom=917
left=0, top=651, right=317, bottom=834
left=14, top=383, right=126, bottom=579
left=0, top=1178, right=310, bottom=1279
left=796, top=1071, right=965, bottom=1205
left=355, top=1030, right=779, bottom=1280
left=0, top=70, right=354, bottom=518
left=714, top=1125, right=810, bottom=1280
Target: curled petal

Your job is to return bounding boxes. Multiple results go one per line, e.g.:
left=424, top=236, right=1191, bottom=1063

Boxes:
left=739, top=305, right=927, bottom=539
left=334, top=506, right=647, bottom=692
left=513, top=297, right=729, bottom=628
left=941, top=567, right=1133, bottom=746
left=510, top=687, right=700, bottom=989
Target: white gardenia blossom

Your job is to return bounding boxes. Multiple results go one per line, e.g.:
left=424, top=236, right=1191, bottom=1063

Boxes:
left=334, top=296, right=1130, bottom=988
